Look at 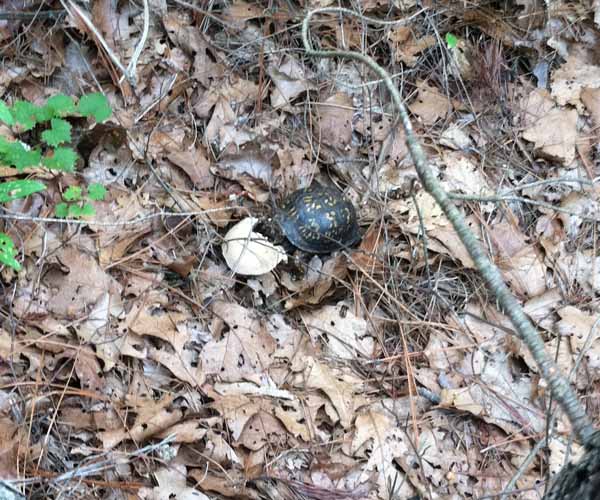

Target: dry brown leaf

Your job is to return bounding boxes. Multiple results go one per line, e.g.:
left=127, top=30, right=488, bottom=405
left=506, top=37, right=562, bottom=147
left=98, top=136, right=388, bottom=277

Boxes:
left=441, top=151, right=492, bottom=196
left=557, top=306, right=600, bottom=378
left=192, top=195, right=233, bottom=228
left=190, top=470, right=245, bottom=497
left=409, top=80, right=452, bottom=124
left=263, top=315, right=306, bottom=369
left=127, top=302, right=191, bottom=354
left=0, top=416, right=19, bottom=478
left=139, top=464, right=211, bottom=500
left=388, top=26, right=435, bottom=66
left=156, top=420, right=208, bottom=443
left=204, top=430, right=242, bottom=465
left=349, top=224, right=385, bottom=272
left=281, top=254, right=348, bottom=309
left=303, top=357, right=360, bottom=429
left=269, top=56, right=315, bottom=108
left=213, top=377, right=293, bottom=399
left=356, top=424, right=416, bottom=498
left=148, top=346, right=205, bottom=387
left=213, top=152, right=273, bottom=201
left=210, top=394, right=261, bottom=441
left=163, top=13, right=224, bottom=87
left=449, top=350, right=547, bottom=435
left=222, top=0, right=264, bottom=27
left=551, top=56, right=600, bottom=110
left=238, top=410, right=288, bottom=451
left=214, top=152, right=273, bottom=186
left=315, top=92, right=354, bottom=149
left=301, top=303, right=375, bottom=359
left=165, top=145, right=214, bottom=189
left=558, top=191, right=600, bottom=238
left=43, top=246, right=122, bottom=318
left=439, top=125, right=472, bottom=150
left=548, top=436, right=584, bottom=479
left=523, top=288, right=562, bottom=330
left=98, top=230, right=146, bottom=267
left=520, top=89, right=579, bottom=164
left=72, top=348, right=104, bottom=392
left=276, top=143, right=317, bottom=191
left=489, top=220, right=547, bottom=298
left=581, top=86, right=600, bottom=127
left=274, top=405, right=311, bottom=441
left=0, top=329, right=46, bottom=375
left=100, top=407, right=184, bottom=449
left=200, top=301, right=276, bottom=382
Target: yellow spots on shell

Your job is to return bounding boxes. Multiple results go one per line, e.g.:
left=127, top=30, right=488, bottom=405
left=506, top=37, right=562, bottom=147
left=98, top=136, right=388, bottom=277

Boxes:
left=279, top=184, right=360, bottom=252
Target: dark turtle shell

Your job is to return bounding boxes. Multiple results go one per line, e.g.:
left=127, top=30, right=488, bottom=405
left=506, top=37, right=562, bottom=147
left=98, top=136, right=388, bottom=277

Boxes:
left=276, top=184, right=360, bottom=253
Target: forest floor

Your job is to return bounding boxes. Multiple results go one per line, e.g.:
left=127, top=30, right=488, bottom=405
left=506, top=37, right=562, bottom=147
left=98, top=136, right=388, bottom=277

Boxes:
left=1, top=1, right=599, bottom=499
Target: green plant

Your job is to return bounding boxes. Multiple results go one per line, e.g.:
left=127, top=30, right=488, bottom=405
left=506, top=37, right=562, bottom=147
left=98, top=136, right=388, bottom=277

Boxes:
left=55, top=183, right=107, bottom=219
left=0, top=233, right=20, bottom=271
left=0, top=93, right=111, bottom=271
left=445, top=32, right=458, bottom=49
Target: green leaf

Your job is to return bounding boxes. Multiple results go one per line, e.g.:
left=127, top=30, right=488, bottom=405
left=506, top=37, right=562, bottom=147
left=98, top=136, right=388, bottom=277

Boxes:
left=42, top=147, right=77, bottom=172
left=87, top=183, right=107, bottom=201
left=77, top=93, right=112, bottom=122
left=0, top=101, right=14, bottom=126
left=0, top=136, right=11, bottom=155
left=79, top=202, right=95, bottom=217
left=445, top=33, right=458, bottom=49
left=0, top=233, right=21, bottom=271
left=55, top=202, right=69, bottom=218
left=4, top=142, right=41, bottom=171
left=0, top=179, right=46, bottom=203
left=12, top=101, right=39, bottom=130
left=41, top=118, right=72, bottom=147
left=66, top=203, right=94, bottom=218
left=69, top=205, right=84, bottom=218
left=63, top=185, right=82, bottom=201
left=34, top=104, right=55, bottom=123
left=46, top=94, right=75, bottom=116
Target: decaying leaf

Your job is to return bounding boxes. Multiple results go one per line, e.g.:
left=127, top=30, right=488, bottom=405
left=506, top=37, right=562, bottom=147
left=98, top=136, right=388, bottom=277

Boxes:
left=521, top=88, right=579, bottom=164
left=201, top=301, right=277, bottom=382
left=409, top=80, right=452, bottom=124
left=315, top=92, right=354, bottom=149
left=139, top=464, right=211, bottom=500
left=301, top=302, right=375, bottom=359
left=5, top=3, right=600, bottom=498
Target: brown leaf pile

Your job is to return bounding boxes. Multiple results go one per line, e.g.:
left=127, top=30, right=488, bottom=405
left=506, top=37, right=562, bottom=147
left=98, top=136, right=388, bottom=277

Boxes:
left=1, top=1, right=599, bottom=499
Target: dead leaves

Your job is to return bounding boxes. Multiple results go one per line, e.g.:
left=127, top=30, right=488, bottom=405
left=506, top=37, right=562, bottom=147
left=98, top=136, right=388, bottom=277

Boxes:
left=201, top=301, right=277, bottom=383
left=521, top=89, right=579, bottom=164
left=2, top=2, right=600, bottom=499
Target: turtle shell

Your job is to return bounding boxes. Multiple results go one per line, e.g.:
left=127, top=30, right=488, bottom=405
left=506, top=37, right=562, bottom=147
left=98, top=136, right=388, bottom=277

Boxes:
left=276, top=184, right=360, bottom=253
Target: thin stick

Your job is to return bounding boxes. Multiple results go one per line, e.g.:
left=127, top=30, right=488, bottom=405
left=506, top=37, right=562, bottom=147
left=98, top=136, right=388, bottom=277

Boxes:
left=449, top=193, right=600, bottom=222
left=121, top=0, right=149, bottom=85
left=302, top=7, right=595, bottom=444
left=60, top=0, right=134, bottom=85
left=0, top=207, right=243, bottom=227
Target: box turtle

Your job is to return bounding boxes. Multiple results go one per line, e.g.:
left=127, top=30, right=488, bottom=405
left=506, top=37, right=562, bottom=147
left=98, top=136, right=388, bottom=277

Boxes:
left=275, top=184, right=360, bottom=253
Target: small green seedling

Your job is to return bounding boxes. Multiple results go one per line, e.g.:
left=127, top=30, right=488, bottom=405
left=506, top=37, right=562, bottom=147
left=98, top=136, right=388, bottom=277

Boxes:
left=0, top=92, right=112, bottom=271
left=0, top=92, right=111, bottom=172
left=55, top=182, right=107, bottom=219
left=445, top=33, right=458, bottom=49
left=0, top=233, right=20, bottom=271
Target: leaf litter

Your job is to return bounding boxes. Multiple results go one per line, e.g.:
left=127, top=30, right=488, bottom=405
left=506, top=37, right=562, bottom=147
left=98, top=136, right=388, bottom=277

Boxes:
left=1, top=1, right=600, bottom=499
